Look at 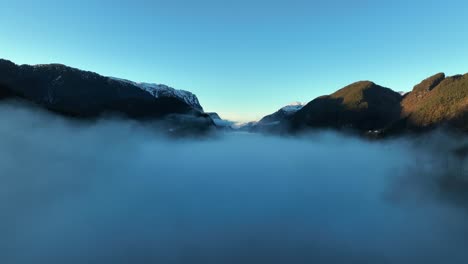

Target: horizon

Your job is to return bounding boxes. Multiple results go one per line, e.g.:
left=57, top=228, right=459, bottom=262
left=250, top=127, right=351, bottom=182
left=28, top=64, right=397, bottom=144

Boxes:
left=1, top=0, right=467, bottom=122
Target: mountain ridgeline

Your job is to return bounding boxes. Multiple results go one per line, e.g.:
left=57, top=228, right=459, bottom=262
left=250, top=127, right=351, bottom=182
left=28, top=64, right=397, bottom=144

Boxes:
left=400, top=73, right=468, bottom=132
left=253, top=73, right=468, bottom=136
left=0, top=58, right=466, bottom=136
left=291, top=81, right=402, bottom=132
left=0, top=59, right=215, bottom=134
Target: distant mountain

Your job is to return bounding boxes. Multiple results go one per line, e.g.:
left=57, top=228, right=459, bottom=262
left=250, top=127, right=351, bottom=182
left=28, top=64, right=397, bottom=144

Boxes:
left=237, top=121, right=258, bottom=132
left=240, top=102, right=305, bottom=133
left=206, top=112, right=235, bottom=129
left=290, top=81, right=402, bottom=132
left=0, top=59, right=214, bottom=133
left=257, top=102, right=304, bottom=126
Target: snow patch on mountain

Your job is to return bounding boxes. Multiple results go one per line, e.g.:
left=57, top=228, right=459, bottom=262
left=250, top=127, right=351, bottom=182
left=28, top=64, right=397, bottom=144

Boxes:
left=110, top=77, right=203, bottom=111
left=280, top=102, right=305, bottom=113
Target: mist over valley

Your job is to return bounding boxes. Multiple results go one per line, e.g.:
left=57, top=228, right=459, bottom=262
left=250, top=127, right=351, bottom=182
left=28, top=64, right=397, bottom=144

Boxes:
left=1, top=102, right=467, bottom=263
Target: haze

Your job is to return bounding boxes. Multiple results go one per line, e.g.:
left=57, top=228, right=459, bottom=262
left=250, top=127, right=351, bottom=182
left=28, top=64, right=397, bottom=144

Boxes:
left=1, top=103, right=467, bottom=264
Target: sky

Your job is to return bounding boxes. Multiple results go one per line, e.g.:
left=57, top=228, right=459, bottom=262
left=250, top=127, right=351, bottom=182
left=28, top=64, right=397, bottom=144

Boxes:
left=0, top=0, right=467, bottom=122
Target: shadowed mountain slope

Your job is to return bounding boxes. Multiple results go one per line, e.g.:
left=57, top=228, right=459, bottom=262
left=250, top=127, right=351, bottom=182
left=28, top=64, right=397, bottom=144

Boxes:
left=290, top=81, right=402, bottom=132
left=0, top=59, right=215, bottom=134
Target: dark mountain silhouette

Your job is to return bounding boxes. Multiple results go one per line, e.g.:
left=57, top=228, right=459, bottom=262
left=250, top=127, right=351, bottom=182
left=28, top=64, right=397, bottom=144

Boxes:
left=244, top=102, right=304, bottom=132
left=289, top=81, right=402, bottom=133
left=206, top=112, right=235, bottom=130
left=0, top=59, right=215, bottom=133
left=206, top=112, right=221, bottom=120
left=257, top=103, right=303, bottom=125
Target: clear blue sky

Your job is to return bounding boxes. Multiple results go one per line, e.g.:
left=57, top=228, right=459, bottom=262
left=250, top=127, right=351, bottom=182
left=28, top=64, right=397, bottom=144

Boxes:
left=1, top=0, right=467, bottom=121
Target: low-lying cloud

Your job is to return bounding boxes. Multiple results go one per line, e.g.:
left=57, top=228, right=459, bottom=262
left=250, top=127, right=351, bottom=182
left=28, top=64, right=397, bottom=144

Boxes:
left=1, top=102, right=468, bottom=264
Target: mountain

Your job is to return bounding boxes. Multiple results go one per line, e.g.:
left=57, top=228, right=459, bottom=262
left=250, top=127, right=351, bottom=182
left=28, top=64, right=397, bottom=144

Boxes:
left=206, top=112, right=235, bottom=129
left=285, top=73, right=467, bottom=135
left=0, top=59, right=214, bottom=133
left=2, top=57, right=466, bottom=136
left=237, top=121, right=258, bottom=132
left=110, top=77, right=203, bottom=111
left=240, top=102, right=305, bottom=133
left=289, top=81, right=402, bottom=132
left=207, top=112, right=221, bottom=120
left=398, top=73, right=468, bottom=132
left=257, top=102, right=304, bottom=126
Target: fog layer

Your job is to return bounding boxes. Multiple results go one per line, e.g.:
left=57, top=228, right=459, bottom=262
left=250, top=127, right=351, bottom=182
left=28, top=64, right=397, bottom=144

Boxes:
left=1, top=103, right=467, bottom=264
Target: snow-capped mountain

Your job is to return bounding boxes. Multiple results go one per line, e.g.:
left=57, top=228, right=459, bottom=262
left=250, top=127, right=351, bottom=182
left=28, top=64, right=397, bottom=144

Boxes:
left=110, top=77, right=203, bottom=111
left=280, top=102, right=305, bottom=113
left=236, top=102, right=304, bottom=132
left=0, top=59, right=214, bottom=133
left=257, top=102, right=305, bottom=126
